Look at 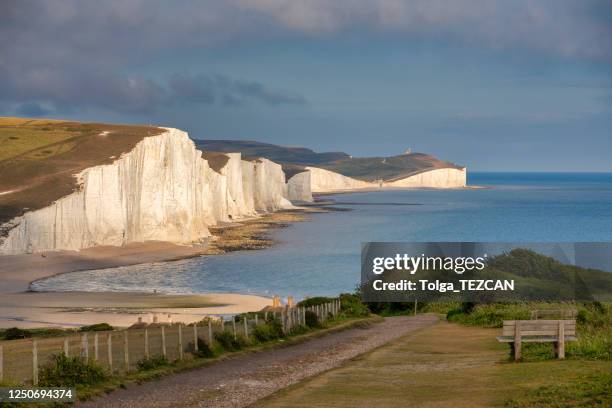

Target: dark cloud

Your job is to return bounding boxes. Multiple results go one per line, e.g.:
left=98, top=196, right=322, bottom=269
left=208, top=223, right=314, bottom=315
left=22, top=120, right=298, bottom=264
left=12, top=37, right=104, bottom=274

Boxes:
left=169, top=74, right=306, bottom=107
left=0, top=69, right=306, bottom=116
left=14, top=102, right=52, bottom=117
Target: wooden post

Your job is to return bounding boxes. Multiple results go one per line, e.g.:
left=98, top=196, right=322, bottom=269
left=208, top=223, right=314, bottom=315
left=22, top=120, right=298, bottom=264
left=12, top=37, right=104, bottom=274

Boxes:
left=193, top=325, right=199, bottom=352
left=123, top=331, right=129, bottom=372
left=264, top=311, right=268, bottom=321
left=64, top=338, right=69, bottom=356
left=94, top=333, right=99, bottom=361
left=244, top=318, right=249, bottom=339
left=144, top=328, right=149, bottom=359
left=221, top=319, right=225, bottom=332
left=514, top=321, right=522, bottom=361
left=82, top=333, right=89, bottom=359
left=255, top=314, right=259, bottom=325
left=178, top=324, right=183, bottom=360
left=414, top=299, right=418, bottom=316
left=208, top=320, right=213, bottom=346
left=557, top=321, right=565, bottom=359
left=161, top=326, right=167, bottom=357
left=232, top=318, right=237, bottom=339
left=32, top=339, right=38, bottom=386
left=0, top=344, right=3, bottom=383
left=107, top=333, right=113, bottom=373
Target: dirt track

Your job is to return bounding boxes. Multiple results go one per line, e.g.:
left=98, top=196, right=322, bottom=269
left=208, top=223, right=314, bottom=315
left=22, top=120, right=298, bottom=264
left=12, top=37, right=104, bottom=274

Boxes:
left=78, top=315, right=438, bottom=408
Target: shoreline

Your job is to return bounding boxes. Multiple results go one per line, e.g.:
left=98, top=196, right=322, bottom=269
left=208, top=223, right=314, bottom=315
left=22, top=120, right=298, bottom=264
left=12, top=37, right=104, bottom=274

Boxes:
left=0, top=186, right=468, bottom=329
left=0, top=207, right=326, bottom=328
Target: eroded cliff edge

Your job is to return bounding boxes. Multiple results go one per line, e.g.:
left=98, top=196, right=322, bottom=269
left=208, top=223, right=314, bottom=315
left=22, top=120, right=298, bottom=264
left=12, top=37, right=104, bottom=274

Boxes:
left=0, top=128, right=307, bottom=255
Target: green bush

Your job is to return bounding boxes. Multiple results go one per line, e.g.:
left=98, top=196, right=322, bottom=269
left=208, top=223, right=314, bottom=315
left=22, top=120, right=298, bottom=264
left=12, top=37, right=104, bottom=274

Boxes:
left=188, top=337, right=214, bottom=358
left=80, top=323, right=113, bottom=332
left=297, top=297, right=334, bottom=308
left=305, top=310, right=321, bottom=328
left=252, top=319, right=284, bottom=342
left=339, top=293, right=370, bottom=317
left=446, top=303, right=530, bottom=328
left=39, top=353, right=107, bottom=386
left=136, top=355, right=169, bottom=371
left=2, top=327, right=31, bottom=340
left=214, top=330, right=248, bottom=351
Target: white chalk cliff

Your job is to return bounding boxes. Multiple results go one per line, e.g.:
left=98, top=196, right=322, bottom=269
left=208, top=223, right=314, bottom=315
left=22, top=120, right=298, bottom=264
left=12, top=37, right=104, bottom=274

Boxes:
left=0, top=128, right=302, bottom=255
left=383, top=168, right=466, bottom=188
left=306, top=166, right=466, bottom=192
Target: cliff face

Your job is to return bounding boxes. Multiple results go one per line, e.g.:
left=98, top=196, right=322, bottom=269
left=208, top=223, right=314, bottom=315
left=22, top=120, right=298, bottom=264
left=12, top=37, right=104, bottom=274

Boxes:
left=0, top=128, right=298, bottom=255
left=383, top=168, right=467, bottom=188
left=305, top=166, right=466, bottom=192
left=286, top=171, right=313, bottom=202
left=306, top=166, right=374, bottom=192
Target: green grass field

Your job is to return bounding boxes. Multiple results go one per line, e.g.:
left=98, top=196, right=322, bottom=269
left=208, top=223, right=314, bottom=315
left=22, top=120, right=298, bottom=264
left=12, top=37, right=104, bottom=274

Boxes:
left=0, top=117, right=163, bottom=224
left=257, top=320, right=611, bottom=407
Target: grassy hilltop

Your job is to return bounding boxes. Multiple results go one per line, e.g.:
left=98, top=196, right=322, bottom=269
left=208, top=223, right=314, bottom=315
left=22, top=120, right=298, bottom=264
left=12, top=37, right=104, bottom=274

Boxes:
left=196, top=139, right=464, bottom=182
left=0, top=117, right=162, bottom=225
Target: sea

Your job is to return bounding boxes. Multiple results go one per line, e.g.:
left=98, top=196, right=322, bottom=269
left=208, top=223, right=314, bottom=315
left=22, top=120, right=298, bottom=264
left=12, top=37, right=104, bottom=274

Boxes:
left=31, top=172, right=612, bottom=298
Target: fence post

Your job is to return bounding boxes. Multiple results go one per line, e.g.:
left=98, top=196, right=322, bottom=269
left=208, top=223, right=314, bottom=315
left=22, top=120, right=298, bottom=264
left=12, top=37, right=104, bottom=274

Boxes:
left=221, top=319, right=225, bottom=332
left=264, top=311, right=268, bottom=321
left=255, top=314, right=258, bottom=325
left=232, top=318, right=236, bottom=339
left=0, top=344, right=3, bottom=383
left=107, top=333, right=113, bottom=373
left=94, top=333, right=99, bottom=361
left=123, top=331, right=130, bottom=372
left=193, top=325, right=198, bottom=352
left=244, top=318, right=249, bottom=339
left=414, top=299, right=418, bottom=316
left=144, top=328, right=149, bottom=359
left=82, top=333, right=89, bottom=359
left=32, top=339, right=38, bottom=386
left=161, top=326, right=167, bottom=357
left=64, top=338, right=69, bottom=356
left=208, top=320, right=213, bottom=346
left=178, top=324, right=183, bottom=360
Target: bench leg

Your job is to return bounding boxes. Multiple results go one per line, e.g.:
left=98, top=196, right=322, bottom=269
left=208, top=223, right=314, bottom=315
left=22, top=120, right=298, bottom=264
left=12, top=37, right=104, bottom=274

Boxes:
left=514, top=341, right=521, bottom=361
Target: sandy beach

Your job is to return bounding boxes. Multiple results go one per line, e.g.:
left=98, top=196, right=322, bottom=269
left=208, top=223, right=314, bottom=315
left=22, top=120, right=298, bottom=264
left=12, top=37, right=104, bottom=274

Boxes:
left=0, top=209, right=318, bottom=329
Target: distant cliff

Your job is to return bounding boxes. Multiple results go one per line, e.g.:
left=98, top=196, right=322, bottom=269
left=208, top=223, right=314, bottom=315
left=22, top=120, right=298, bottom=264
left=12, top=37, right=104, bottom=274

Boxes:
left=196, top=140, right=467, bottom=192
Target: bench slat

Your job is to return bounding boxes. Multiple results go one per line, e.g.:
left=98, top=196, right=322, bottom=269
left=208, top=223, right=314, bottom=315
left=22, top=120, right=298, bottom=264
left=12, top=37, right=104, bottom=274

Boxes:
left=502, top=327, right=576, bottom=336
left=497, top=336, right=577, bottom=343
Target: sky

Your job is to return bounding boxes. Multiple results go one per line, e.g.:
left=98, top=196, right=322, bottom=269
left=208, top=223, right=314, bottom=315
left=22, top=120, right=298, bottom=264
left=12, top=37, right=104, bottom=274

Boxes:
left=2, top=0, right=612, bottom=171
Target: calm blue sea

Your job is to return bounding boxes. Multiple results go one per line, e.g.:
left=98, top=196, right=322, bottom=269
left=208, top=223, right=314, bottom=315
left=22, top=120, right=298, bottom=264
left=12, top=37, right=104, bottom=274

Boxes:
left=32, top=172, right=612, bottom=298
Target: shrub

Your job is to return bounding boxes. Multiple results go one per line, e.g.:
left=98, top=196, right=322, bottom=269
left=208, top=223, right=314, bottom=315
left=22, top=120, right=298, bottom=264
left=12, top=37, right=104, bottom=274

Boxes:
left=187, top=337, right=214, bottom=358
left=39, top=353, right=107, bottom=387
left=252, top=319, right=284, bottom=342
left=297, top=297, right=334, bottom=308
left=80, top=323, right=113, bottom=332
left=136, top=355, right=169, bottom=371
left=214, top=330, right=248, bottom=351
left=305, top=311, right=321, bottom=328
left=2, top=327, right=31, bottom=340
left=339, top=293, right=370, bottom=317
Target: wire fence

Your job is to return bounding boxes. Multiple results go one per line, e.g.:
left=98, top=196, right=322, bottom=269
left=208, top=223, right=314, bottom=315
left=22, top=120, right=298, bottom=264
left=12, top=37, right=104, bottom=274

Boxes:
left=0, top=299, right=341, bottom=385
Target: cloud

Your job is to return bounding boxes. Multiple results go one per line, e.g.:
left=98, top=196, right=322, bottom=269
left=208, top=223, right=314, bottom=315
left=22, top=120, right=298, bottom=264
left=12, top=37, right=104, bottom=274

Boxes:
left=232, top=0, right=612, bottom=60
left=0, top=68, right=306, bottom=116
left=14, top=102, right=53, bottom=117
left=1, top=0, right=610, bottom=117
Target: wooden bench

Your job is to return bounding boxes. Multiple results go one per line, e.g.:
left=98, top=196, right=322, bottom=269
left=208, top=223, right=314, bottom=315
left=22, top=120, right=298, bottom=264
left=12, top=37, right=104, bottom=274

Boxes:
left=497, top=320, right=577, bottom=361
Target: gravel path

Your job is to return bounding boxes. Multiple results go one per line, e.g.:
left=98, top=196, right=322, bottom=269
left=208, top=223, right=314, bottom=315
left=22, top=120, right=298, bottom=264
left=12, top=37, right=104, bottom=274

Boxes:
left=78, top=315, right=438, bottom=408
